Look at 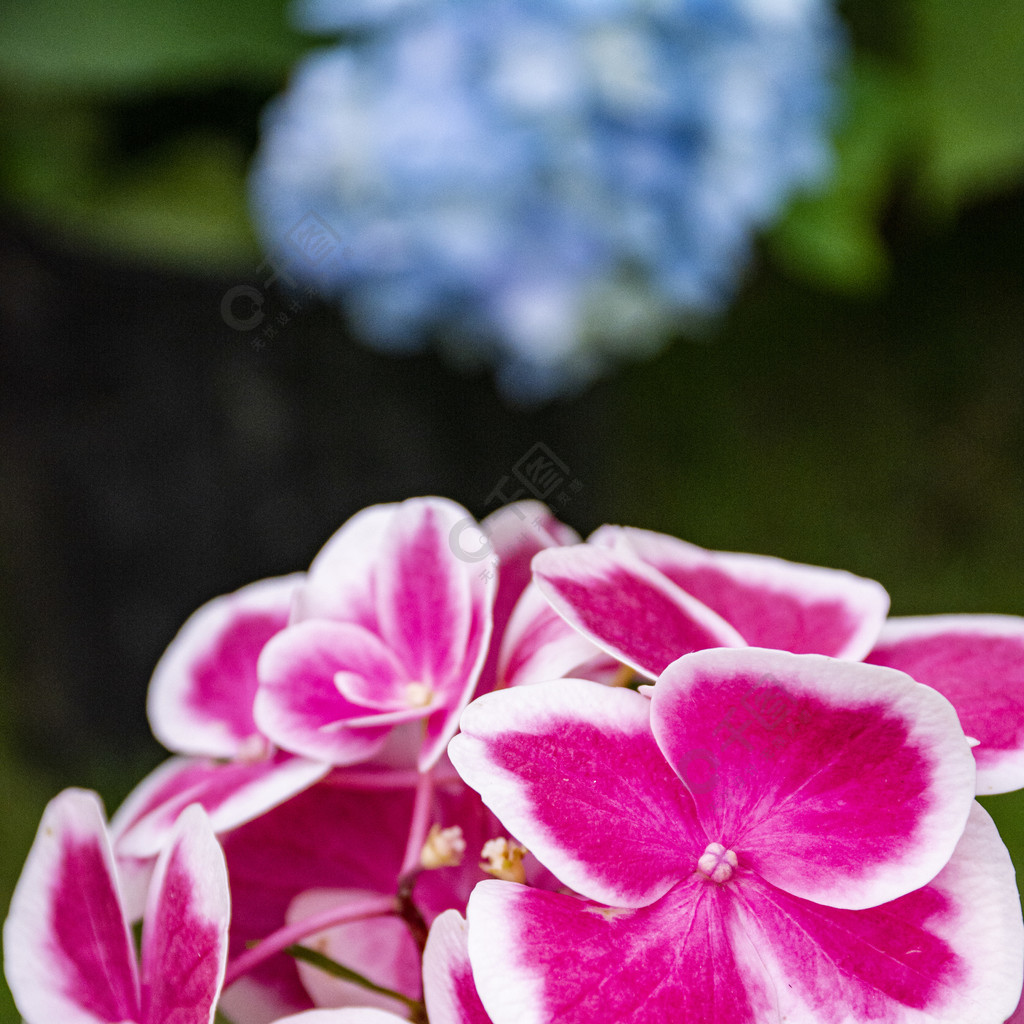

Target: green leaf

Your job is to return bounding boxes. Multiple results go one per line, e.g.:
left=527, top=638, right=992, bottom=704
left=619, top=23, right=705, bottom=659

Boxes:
left=774, top=2, right=1024, bottom=292
left=0, top=0, right=308, bottom=95
left=770, top=60, right=915, bottom=294
left=911, top=0, right=1024, bottom=213
left=0, top=97, right=259, bottom=271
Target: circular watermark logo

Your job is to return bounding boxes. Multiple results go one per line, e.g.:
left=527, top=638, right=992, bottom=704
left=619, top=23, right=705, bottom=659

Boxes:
left=221, top=285, right=265, bottom=331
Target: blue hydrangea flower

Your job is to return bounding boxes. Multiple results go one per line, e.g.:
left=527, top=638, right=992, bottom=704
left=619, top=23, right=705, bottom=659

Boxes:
left=250, top=0, right=844, bottom=398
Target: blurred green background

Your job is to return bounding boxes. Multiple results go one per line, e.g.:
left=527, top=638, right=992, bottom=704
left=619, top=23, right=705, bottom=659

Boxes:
left=2, top=1, right=1024, bottom=1021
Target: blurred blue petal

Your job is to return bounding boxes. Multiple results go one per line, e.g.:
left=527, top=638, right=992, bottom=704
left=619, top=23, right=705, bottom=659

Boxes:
left=251, top=0, right=845, bottom=399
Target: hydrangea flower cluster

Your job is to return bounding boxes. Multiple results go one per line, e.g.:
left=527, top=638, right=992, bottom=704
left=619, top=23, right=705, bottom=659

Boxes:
left=251, top=0, right=843, bottom=397
left=7, top=496, right=1024, bottom=1024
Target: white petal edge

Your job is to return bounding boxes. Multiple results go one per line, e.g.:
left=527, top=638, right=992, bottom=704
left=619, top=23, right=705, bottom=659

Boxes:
left=148, top=574, right=303, bottom=758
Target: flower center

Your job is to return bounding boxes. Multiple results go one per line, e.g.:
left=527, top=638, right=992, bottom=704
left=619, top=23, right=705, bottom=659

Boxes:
left=480, top=837, right=528, bottom=883
left=404, top=682, right=434, bottom=708
left=696, top=842, right=738, bottom=884
left=420, top=824, right=466, bottom=870
left=236, top=734, right=271, bottom=763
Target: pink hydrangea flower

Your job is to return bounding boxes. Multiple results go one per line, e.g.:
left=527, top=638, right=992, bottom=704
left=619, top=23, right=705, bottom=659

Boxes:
left=102, top=499, right=573, bottom=1023
left=113, top=575, right=330, bottom=863
left=449, top=648, right=1024, bottom=1024
left=115, top=495, right=508, bottom=863
left=3, top=790, right=229, bottom=1024
left=9, top=499, right=1024, bottom=1024
left=255, top=497, right=495, bottom=770
left=531, top=526, right=1024, bottom=793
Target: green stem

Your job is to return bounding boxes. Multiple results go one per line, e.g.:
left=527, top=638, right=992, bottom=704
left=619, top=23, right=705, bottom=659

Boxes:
left=396, top=872, right=430, bottom=955
left=285, top=943, right=427, bottom=1021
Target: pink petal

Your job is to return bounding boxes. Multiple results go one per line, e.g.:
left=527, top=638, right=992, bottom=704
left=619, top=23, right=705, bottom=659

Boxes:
left=866, top=615, right=1024, bottom=794
left=285, top=888, right=421, bottom=1014
left=148, top=574, right=302, bottom=759
left=532, top=545, right=745, bottom=678
left=140, top=804, right=229, bottom=1024
left=383, top=501, right=494, bottom=770
left=449, top=679, right=704, bottom=908
left=324, top=627, right=417, bottom=711
left=373, top=498, right=490, bottom=690
left=112, top=754, right=330, bottom=860
left=478, top=502, right=579, bottom=695
left=605, top=526, right=890, bottom=659
left=483, top=501, right=578, bottom=638
left=255, top=620, right=395, bottom=765
left=498, top=583, right=610, bottom=689
left=417, top=559, right=496, bottom=770
left=291, top=504, right=396, bottom=629
left=466, top=878, right=770, bottom=1024
left=651, top=648, right=977, bottom=909
left=268, top=500, right=495, bottom=772
left=423, top=910, right=493, bottom=1024
left=3, top=788, right=141, bottom=1024
left=734, top=803, right=1023, bottom=1024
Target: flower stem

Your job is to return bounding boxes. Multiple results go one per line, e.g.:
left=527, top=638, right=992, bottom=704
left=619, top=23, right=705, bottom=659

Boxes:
left=397, top=871, right=430, bottom=955
left=223, top=893, right=398, bottom=988
left=286, top=943, right=425, bottom=1015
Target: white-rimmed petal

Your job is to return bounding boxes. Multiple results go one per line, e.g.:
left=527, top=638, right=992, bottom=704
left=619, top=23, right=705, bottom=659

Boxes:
left=3, top=789, right=140, bottom=1024
left=735, top=803, right=1023, bottom=1024
left=498, top=582, right=608, bottom=688
left=532, top=545, right=745, bottom=677
left=606, top=526, right=890, bottom=659
left=867, top=615, right=1024, bottom=794
left=291, top=505, right=396, bottom=628
left=111, top=754, right=330, bottom=860
left=148, top=574, right=302, bottom=758
left=140, top=804, right=229, bottom=1024
left=450, top=679, right=703, bottom=907
left=651, top=648, right=976, bottom=909
left=466, top=878, right=772, bottom=1024
left=423, top=910, right=493, bottom=1024
left=478, top=501, right=578, bottom=694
